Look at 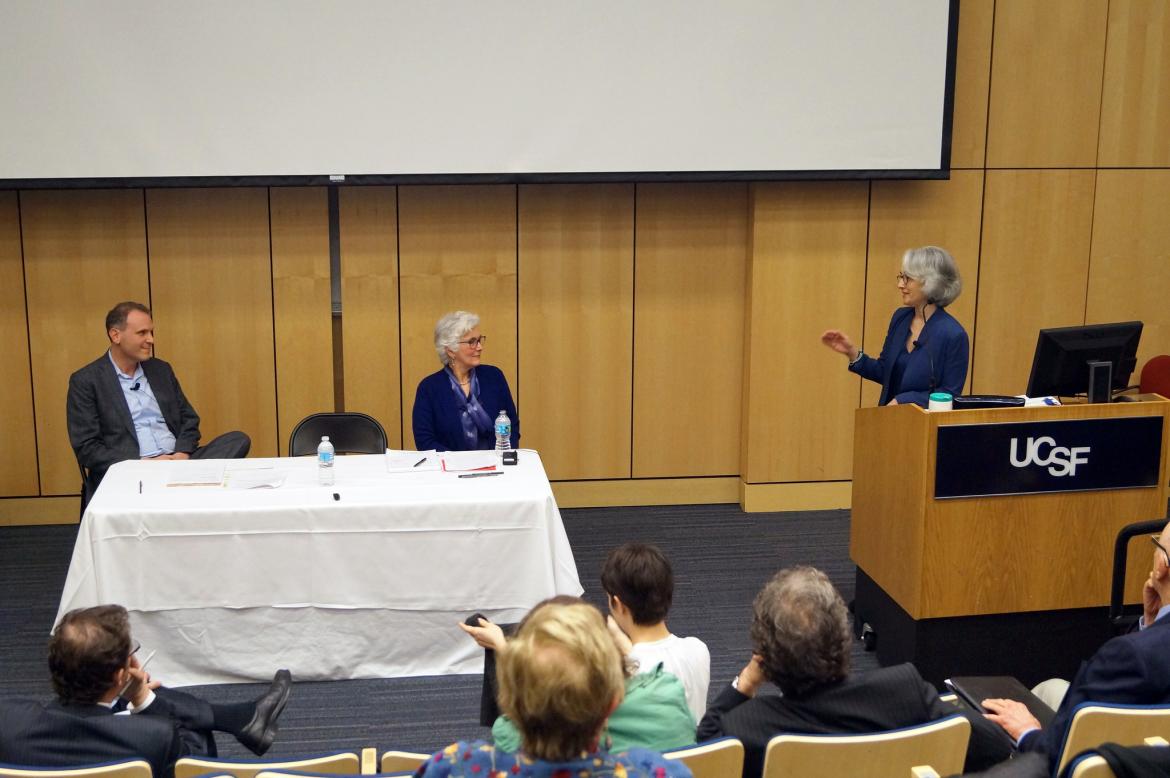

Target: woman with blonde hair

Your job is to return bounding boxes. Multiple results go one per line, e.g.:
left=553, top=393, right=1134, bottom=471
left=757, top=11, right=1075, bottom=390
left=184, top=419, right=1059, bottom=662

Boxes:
left=418, top=601, right=691, bottom=777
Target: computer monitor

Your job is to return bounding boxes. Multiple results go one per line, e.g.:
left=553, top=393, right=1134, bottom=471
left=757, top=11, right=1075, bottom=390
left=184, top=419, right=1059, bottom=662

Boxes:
left=1026, top=321, right=1143, bottom=400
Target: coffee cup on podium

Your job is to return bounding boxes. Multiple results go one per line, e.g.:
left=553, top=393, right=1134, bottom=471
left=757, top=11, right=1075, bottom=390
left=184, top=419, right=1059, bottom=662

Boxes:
left=928, top=392, right=953, bottom=411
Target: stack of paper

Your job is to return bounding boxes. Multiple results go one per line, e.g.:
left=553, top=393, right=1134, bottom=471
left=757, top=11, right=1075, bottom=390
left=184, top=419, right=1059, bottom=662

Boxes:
left=386, top=449, right=441, bottom=472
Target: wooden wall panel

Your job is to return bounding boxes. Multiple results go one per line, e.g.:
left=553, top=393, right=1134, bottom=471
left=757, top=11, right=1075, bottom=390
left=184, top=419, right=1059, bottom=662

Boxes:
left=1098, top=0, right=1170, bottom=167
left=146, top=188, right=278, bottom=457
left=271, top=187, right=333, bottom=456
left=633, top=183, right=747, bottom=478
left=950, top=0, right=993, bottom=169
left=866, top=171, right=985, bottom=405
left=741, top=182, right=868, bottom=483
left=22, top=189, right=149, bottom=496
left=1087, top=171, right=1170, bottom=369
left=339, top=187, right=402, bottom=448
left=0, top=193, right=39, bottom=496
left=986, top=0, right=1108, bottom=168
left=398, top=185, right=517, bottom=450
left=518, top=184, right=634, bottom=480
left=973, top=171, right=1096, bottom=395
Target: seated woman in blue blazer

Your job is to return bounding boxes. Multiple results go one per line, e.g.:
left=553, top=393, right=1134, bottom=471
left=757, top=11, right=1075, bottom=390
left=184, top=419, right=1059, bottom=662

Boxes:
left=821, top=246, right=969, bottom=407
left=412, top=310, right=519, bottom=451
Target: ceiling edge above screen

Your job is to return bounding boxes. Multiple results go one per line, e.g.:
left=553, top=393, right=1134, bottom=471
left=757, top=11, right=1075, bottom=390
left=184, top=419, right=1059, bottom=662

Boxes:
left=0, top=0, right=958, bottom=186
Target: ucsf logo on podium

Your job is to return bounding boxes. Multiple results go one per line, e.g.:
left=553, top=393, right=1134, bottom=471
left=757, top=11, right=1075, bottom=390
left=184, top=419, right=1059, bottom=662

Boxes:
left=1009, top=436, right=1090, bottom=477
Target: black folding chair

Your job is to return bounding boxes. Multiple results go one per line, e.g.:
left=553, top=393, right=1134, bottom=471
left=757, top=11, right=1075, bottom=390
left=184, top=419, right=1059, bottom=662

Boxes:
left=288, top=412, right=388, bottom=457
left=1110, top=518, right=1169, bottom=634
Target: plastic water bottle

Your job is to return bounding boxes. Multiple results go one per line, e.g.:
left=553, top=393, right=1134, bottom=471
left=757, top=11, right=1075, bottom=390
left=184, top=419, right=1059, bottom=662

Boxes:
left=317, top=435, right=335, bottom=486
left=494, top=411, right=511, bottom=454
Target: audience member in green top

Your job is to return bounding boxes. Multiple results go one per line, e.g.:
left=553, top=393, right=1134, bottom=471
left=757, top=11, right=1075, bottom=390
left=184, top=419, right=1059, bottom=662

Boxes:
left=492, top=661, right=696, bottom=753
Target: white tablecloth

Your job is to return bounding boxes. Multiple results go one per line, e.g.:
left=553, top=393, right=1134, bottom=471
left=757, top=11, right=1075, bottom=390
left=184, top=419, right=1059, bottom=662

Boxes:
left=55, top=452, right=582, bottom=686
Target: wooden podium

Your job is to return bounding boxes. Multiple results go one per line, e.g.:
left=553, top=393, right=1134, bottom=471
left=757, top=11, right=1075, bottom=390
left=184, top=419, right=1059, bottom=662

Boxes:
left=850, top=396, right=1169, bottom=686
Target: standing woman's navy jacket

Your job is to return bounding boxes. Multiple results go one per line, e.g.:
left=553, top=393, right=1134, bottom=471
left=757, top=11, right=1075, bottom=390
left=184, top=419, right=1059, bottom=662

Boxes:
left=849, top=306, right=969, bottom=407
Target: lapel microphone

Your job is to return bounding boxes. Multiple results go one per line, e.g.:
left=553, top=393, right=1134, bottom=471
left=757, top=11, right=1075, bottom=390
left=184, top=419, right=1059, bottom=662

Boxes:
left=130, top=382, right=141, bottom=391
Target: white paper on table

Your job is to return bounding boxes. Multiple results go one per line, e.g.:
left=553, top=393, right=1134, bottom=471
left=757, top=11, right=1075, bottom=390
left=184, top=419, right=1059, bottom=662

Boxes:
left=386, top=449, right=441, bottom=472
left=224, top=470, right=287, bottom=489
left=440, top=451, right=499, bottom=472
left=166, top=461, right=226, bottom=487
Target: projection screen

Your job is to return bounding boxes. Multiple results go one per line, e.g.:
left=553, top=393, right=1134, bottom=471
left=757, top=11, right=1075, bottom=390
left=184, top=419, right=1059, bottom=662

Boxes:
left=0, top=0, right=958, bottom=184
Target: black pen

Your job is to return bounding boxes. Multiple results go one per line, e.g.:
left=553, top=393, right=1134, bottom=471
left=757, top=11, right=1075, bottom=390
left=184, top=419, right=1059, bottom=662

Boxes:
left=458, top=472, right=504, bottom=479
left=138, top=480, right=142, bottom=494
left=413, top=457, right=427, bottom=467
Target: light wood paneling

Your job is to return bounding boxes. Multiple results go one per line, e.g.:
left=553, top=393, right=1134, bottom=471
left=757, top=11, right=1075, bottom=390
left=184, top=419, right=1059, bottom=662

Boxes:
left=1087, top=171, right=1170, bottom=370
left=0, top=497, right=79, bottom=526
left=950, top=0, right=993, bottom=169
left=633, top=183, right=747, bottom=478
left=739, top=481, right=851, bottom=513
left=398, top=185, right=517, bottom=450
left=974, top=171, right=1096, bottom=395
left=518, top=184, right=634, bottom=480
left=986, top=0, right=1108, bottom=168
left=552, top=477, right=738, bottom=509
left=22, top=189, right=149, bottom=495
left=742, top=182, right=868, bottom=483
left=271, top=187, right=333, bottom=456
left=339, top=187, right=402, bottom=447
left=146, top=188, right=278, bottom=456
left=866, top=171, right=984, bottom=405
left=0, top=193, right=38, bottom=496
left=1099, top=1, right=1170, bottom=166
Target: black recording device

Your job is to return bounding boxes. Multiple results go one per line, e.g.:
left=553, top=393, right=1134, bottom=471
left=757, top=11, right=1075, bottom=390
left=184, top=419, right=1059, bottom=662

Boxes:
left=502, top=450, right=518, bottom=466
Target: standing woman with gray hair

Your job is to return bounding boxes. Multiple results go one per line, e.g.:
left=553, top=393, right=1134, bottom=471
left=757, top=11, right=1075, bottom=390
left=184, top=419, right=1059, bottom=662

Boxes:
left=412, top=311, right=519, bottom=451
left=821, top=246, right=969, bottom=407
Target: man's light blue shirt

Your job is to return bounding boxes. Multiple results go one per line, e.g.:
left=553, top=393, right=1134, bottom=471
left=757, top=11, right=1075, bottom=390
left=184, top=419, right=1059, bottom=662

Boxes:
left=108, top=351, right=176, bottom=458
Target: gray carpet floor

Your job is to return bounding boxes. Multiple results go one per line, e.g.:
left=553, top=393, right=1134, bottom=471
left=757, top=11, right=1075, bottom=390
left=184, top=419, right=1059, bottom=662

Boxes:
left=0, top=504, right=879, bottom=759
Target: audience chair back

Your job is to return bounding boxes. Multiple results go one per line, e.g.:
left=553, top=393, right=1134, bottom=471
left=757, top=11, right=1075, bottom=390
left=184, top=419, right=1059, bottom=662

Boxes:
left=288, top=413, right=388, bottom=457
left=1140, top=355, right=1170, bottom=398
left=173, top=752, right=361, bottom=778
left=77, top=460, right=96, bottom=520
left=760, top=714, right=971, bottom=778
left=379, top=751, right=430, bottom=774
left=1067, top=754, right=1115, bottom=778
left=0, top=761, right=151, bottom=778
left=1057, top=704, right=1170, bottom=775
left=663, top=738, right=744, bottom=778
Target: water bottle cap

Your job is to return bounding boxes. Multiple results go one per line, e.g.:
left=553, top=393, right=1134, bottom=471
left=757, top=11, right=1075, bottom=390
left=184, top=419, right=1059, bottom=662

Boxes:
left=321, top=436, right=330, bottom=441
left=928, top=392, right=952, bottom=402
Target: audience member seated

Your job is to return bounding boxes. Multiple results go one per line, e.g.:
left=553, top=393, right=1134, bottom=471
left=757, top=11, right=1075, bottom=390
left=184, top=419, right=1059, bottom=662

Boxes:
left=463, top=597, right=696, bottom=754
left=0, top=605, right=291, bottom=778
left=601, top=542, right=711, bottom=722
left=432, top=600, right=693, bottom=777
left=696, top=566, right=1011, bottom=778
left=982, top=522, right=1170, bottom=774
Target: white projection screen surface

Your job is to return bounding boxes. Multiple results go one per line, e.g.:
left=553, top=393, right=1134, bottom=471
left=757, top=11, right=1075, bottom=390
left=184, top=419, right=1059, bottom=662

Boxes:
left=1, top=0, right=957, bottom=183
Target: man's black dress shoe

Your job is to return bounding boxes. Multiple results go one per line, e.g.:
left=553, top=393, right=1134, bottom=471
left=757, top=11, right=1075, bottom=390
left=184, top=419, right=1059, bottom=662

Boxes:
left=237, top=669, right=292, bottom=756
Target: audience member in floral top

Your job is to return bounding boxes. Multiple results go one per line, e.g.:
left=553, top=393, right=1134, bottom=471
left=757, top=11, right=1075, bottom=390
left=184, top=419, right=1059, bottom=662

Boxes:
left=414, top=601, right=691, bottom=778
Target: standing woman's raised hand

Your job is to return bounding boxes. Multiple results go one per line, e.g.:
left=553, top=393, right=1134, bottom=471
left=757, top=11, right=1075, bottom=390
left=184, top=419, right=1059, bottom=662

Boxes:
left=821, top=330, right=859, bottom=361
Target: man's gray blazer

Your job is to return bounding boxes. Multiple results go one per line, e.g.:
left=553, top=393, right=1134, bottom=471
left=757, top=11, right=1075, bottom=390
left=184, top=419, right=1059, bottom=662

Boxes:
left=66, top=353, right=201, bottom=476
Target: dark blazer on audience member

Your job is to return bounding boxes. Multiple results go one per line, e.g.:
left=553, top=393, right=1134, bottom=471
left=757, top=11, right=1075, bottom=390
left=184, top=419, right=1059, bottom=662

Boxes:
left=849, top=306, right=969, bottom=407
left=411, top=365, right=519, bottom=451
left=67, top=354, right=201, bottom=476
left=1018, top=613, right=1170, bottom=772
left=697, top=662, right=1012, bottom=778
left=0, top=693, right=214, bottom=778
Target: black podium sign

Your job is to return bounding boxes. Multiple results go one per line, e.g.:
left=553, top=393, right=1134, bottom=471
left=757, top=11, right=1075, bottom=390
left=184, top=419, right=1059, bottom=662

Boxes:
left=935, top=416, right=1164, bottom=499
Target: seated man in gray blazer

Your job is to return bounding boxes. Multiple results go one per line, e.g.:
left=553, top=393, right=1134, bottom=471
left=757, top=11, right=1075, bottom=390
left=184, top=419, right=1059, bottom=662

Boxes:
left=67, top=301, right=250, bottom=495
left=697, top=566, right=1012, bottom=778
